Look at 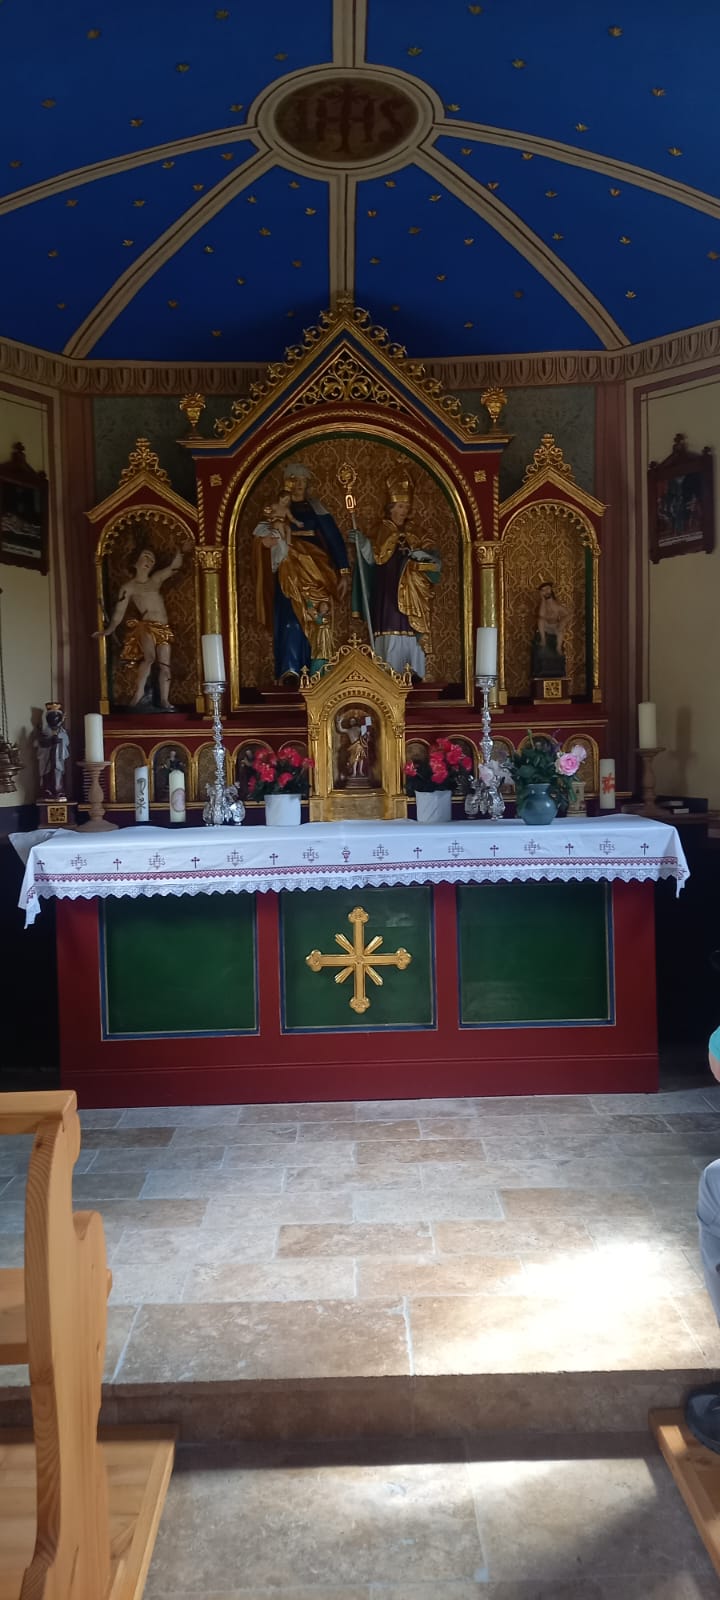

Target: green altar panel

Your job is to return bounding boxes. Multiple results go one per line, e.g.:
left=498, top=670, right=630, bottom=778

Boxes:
left=281, top=885, right=435, bottom=1032
left=102, top=895, right=257, bottom=1037
left=458, top=881, right=611, bottom=1026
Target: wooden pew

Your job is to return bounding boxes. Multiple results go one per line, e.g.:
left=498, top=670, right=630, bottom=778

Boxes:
left=0, top=1091, right=175, bottom=1600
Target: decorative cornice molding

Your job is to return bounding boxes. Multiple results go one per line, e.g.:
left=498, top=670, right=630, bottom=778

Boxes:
left=2, top=320, right=720, bottom=397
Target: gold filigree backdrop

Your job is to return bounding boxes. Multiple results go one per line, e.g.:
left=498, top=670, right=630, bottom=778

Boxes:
left=102, top=518, right=198, bottom=709
left=502, top=504, right=588, bottom=699
left=233, top=436, right=464, bottom=688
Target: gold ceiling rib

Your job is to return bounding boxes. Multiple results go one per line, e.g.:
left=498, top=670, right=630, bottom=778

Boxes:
left=64, top=148, right=276, bottom=360
left=416, top=146, right=628, bottom=350
left=332, top=0, right=367, bottom=68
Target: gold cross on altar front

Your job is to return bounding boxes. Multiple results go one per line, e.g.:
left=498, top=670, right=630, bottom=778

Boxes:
left=306, top=906, right=412, bottom=1014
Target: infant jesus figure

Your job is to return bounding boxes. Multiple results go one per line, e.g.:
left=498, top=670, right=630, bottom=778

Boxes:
left=256, top=493, right=304, bottom=562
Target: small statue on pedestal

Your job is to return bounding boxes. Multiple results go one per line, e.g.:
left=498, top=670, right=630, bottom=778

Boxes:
left=531, top=581, right=571, bottom=702
left=35, top=702, right=70, bottom=800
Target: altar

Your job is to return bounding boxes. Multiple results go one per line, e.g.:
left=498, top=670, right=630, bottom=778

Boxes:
left=16, top=818, right=687, bottom=1107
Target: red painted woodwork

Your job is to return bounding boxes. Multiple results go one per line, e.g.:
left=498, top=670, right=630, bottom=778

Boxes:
left=57, top=880, right=658, bottom=1108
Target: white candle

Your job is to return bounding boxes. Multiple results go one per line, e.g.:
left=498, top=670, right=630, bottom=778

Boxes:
left=599, top=758, right=616, bottom=811
left=475, top=626, right=498, bottom=679
left=134, top=765, right=149, bottom=823
left=84, top=712, right=104, bottom=763
left=638, top=702, right=657, bottom=749
left=169, top=768, right=186, bottom=824
left=202, top=633, right=226, bottom=684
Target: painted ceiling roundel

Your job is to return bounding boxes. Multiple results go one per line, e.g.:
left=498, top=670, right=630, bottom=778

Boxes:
left=1, top=0, right=718, bottom=364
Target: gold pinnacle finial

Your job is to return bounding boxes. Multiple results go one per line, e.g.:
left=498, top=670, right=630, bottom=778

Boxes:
left=179, top=391, right=206, bottom=437
left=119, top=438, right=170, bottom=484
left=523, top=432, right=575, bottom=484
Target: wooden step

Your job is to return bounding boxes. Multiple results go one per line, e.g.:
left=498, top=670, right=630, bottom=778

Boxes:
left=0, top=1427, right=176, bottom=1600
left=650, top=1406, right=720, bottom=1578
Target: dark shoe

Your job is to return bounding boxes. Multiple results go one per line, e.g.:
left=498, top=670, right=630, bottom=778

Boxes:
left=685, top=1384, right=720, bottom=1452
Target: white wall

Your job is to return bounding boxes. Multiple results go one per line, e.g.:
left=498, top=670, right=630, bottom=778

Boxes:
left=0, top=391, right=53, bottom=805
left=646, top=374, right=720, bottom=807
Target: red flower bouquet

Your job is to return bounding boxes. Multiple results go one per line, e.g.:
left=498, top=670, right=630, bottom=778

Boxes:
left=246, top=745, right=313, bottom=799
left=404, top=737, right=473, bottom=794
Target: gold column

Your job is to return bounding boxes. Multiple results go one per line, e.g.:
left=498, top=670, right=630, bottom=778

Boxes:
left=195, top=546, right=224, bottom=711
left=474, top=541, right=505, bottom=706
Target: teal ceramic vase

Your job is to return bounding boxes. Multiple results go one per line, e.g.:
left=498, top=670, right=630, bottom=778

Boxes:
left=518, top=782, right=558, bottom=826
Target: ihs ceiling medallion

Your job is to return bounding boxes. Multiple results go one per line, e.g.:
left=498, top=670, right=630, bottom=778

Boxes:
left=254, top=65, right=440, bottom=177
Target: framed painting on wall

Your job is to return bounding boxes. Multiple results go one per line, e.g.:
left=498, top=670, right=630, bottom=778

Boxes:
left=648, top=432, right=714, bottom=563
left=0, top=441, right=49, bottom=574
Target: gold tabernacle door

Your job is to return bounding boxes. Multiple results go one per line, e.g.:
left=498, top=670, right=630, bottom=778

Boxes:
left=300, top=639, right=411, bottom=821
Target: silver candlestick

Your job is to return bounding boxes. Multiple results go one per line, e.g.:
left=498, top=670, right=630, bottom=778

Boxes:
left=465, top=674, right=506, bottom=820
left=202, top=680, right=244, bottom=826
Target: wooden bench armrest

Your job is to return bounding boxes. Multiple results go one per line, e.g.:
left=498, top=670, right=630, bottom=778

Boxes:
left=0, top=1090, right=77, bottom=1136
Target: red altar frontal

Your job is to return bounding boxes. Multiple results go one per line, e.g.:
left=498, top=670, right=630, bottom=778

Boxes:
left=16, top=820, right=687, bottom=1108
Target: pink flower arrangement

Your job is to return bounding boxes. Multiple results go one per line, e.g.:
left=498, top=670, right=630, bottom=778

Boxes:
left=246, top=744, right=314, bottom=799
left=405, top=737, right=473, bottom=794
left=556, top=743, right=586, bottom=778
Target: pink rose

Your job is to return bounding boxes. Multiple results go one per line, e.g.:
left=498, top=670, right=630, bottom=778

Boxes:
left=556, top=752, right=580, bottom=776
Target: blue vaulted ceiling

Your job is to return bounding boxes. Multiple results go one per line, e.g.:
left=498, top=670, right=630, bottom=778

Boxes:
left=0, top=0, right=718, bottom=363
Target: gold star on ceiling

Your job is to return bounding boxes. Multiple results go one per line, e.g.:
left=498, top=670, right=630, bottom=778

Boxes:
left=292, top=259, right=302, bottom=267
left=487, top=181, right=499, bottom=191
left=176, top=62, right=190, bottom=72
left=9, top=160, right=21, bottom=168
left=407, top=46, right=423, bottom=55
left=247, top=194, right=257, bottom=204
left=122, top=239, right=134, bottom=246
left=87, top=28, right=100, bottom=38
left=391, top=304, right=400, bottom=311
left=436, top=273, right=446, bottom=281
left=619, top=235, right=631, bottom=244
left=56, top=301, right=66, bottom=309
left=668, top=146, right=682, bottom=156
left=512, top=59, right=526, bottom=68
left=445, top=103, right=460, bottom=112
left=220, top=152, right=233, bottom=160
left=288, top=180, right=300, bottom=188
left=609, top=187, right=621, bottom=196
left=203, top=244, right=214, bottom=253
left=286, top=309, right=296, bottom=316
left=168, top=299, right=178, bottom=308
left=521, top=151, right=534, bottom=159
left=408, top=226, right=420, bottom=234
left=47, top=248, right=58, bottom=258
left=608, top=25, right=623, bottom=36
left=212, top=329, right=222, bottom=336
left=305, top=207, right=317, bottom=215
left=367, top=209, right=377, bottom=217
left=65, top=198, right=78, bottom=207
left=468, top=4, right=482, bottom=12
left=552, top=232, right=564, bottom=240
left=514, top=289, right=524, bottom=298
left=461, top=146, right=472, bottom=155
left=385, top=179, right=396, bottom=187
left=41, top=99, right=56, bottom=108
left=216, top=8, right=229, bottom=16
left=652, top=86, right=666, bottom=96
left=162, top=160, right=174, bottom=169
left=230, top=103, right=243, bottom=112
left=192, top=184, right=204, bottom=192
left=625, top=289, right=636, bottom=298
left=464, top=320, right=473, bottom=327
left=130, top=118, right=143, bottom=127
left=369, top=256, right=380, bottom=264
left=259, top=227, right=271, bottom=235
left=236, top=276, right=245, bottom=283
left=708, top=251, right=719, bottom=261
left=575, top=123, right=588, bottom=131
left=545, top=189, right=557, bottom=197
left=133, top=199, right=146, bottom=207
left=274, top=51, right=288, bottom=60
left=429, top=194, right=441, bottom=202
left=464, top=237, right=474, bottom=245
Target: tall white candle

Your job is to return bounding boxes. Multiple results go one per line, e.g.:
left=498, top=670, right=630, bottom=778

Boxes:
left=598, top=758, right=616, bottom=811
left=202, top=633, right=226, bottom=684
left=84, top=712, right=104, bottom=763
left=475, top=626, right=498, bottom=679
left=169, top=768, right=186, bottom=824
left=134, top=765, right=149, bottom=823
left=638, top=702, right=657, bottom=749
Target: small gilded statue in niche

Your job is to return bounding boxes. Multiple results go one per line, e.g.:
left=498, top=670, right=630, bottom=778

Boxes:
left=334, top=707, right=377, bottom=788
left=531, top=580, right=571, bottom=679
left=351, top=468, right=441, bottom=679
left=94, top=541, right=189, bottom=709
left=34, top=701, right=70, bottom=799
left=252, top=462, right=350, bottom=683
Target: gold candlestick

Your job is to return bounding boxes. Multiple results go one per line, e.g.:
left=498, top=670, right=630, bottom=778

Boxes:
left=77, top=761, right=118, bottom=832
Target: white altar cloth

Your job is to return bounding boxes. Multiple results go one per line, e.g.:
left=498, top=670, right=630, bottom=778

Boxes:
left=13, top=816, right=688, bottom=926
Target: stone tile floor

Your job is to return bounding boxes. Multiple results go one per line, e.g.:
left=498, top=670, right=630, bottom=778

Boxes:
left=2, top=1085, right=720, bottom=1384
left=142, top=1435, right=718, bottom=1599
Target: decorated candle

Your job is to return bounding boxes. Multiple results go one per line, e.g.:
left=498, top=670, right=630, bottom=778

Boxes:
left=84, top=712, right=104, bottom=763
left=202, top=633, right=226, bottom=684
left=475, top=626, right=498, bottom=679
left=169, top=768, right=186, bottom=824
left=638, top=701, right=657, bottom=749
left=134, top=765, right=149, bottom=823
left=599, top=758, right=616, bottom=811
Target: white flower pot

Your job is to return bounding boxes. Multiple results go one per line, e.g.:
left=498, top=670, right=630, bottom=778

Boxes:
left=265, top=792, right=302, bottom=826
left=415, top=788, right=453, bottom=824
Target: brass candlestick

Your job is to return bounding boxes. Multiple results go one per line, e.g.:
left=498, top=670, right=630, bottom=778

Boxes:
left=77, top=760, right=118, bottom=832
